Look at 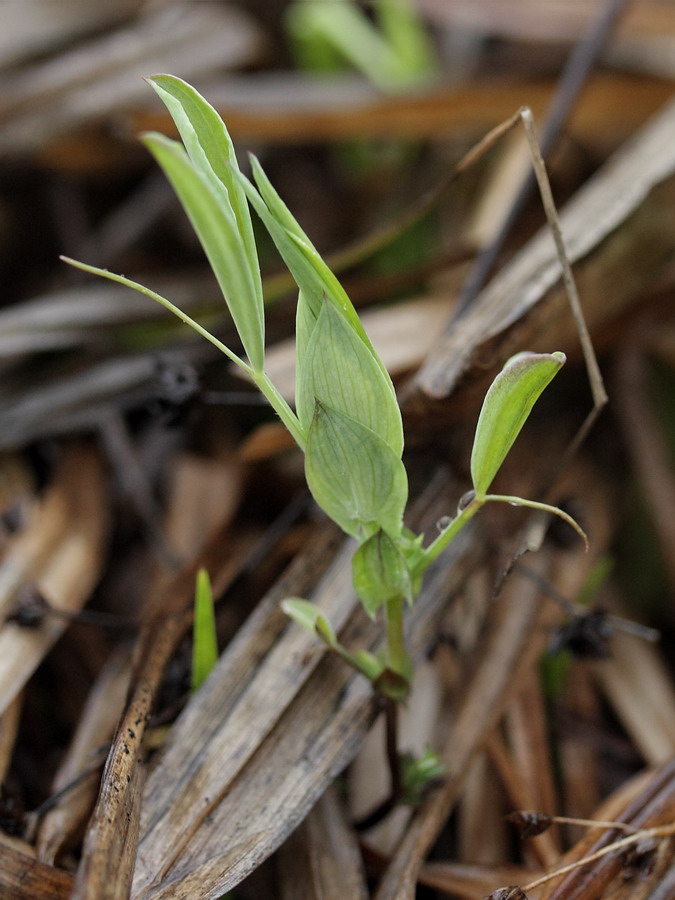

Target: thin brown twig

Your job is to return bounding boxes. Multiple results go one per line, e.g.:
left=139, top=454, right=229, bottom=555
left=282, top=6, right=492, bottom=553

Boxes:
left=521, top=822, right=675, bottom=893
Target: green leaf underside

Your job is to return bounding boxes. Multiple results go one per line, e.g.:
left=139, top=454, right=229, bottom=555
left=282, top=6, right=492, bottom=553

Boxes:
left=297, top=299, right=403, bottom=455
left=305, top=402, right=407, bottom=539
left=471, top=351, right=566, bottom=497
left=142, top=133, right=265, bottom=372
left=192, top=569, right=218, bottom=692
left=352, top=530, right=413, bottom=618
left=147, top=75, right=262, bottom=310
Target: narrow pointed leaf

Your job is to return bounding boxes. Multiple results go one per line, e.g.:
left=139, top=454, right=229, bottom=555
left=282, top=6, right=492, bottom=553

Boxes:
left=297, top=299, right=403, bottom=454
left=237, top=160, right=393, bottom=377
left=352, top=530, right=413, bottom=618
left=142, top=133, right=265, bottom=372
left=471, top=351, right=565, bottom=497
left=305, top=402, right=407, bottom=539
left=192, top=569, right=218, bottom=692
left=147, top=74, right=262, bottom=310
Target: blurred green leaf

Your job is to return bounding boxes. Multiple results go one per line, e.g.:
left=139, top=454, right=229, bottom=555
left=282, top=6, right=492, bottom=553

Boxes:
left=471, top=351, right=566, bottom=497
left=280, top=597, right=337, bottom=647
left=192, top=568, right=218, bottom=692
left=305, top=402, right=407, bottom=539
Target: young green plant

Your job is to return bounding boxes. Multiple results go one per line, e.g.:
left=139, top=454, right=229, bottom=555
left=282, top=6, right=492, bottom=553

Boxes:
left=286, top=0, right=437, bottom=92
left=62, top=76, right=584, bottom=715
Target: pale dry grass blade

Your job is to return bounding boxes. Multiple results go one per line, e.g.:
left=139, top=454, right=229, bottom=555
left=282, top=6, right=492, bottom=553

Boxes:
left=0, top=443, right=109, bottom=717
left=415, top=97, right=675, bottom=400
left=36, top=645, right=133, bottom=865
left=129, top=472, right=479, bottom=899
left=277, top=787, right=369, bottom=900
left=593, top=628, right=675, bottom=767
left=458, top=753, right=510, bottom=867
left=0, top=695, right=22, bottom=784
left=504, top=683, right=562, bottom=867
left=0, top=4, right=262, bottom=159
left=556, top=664, right=602, bottom=841
left=71, top=438, right=248, bottom=898
left=0, top=839, right=74, bottom=900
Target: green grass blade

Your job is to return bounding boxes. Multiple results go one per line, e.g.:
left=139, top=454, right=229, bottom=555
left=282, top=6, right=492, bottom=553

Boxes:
left=143, top=132, right=265, bottom=372
left=192, top=568, right=219, bottom=692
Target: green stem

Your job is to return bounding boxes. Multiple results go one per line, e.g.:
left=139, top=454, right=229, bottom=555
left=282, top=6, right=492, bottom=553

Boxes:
left=384, top=592, right=411, bottom=681
left=251, top=371, right=306, bottom=451
left=417, top=496, right=485, bottom=573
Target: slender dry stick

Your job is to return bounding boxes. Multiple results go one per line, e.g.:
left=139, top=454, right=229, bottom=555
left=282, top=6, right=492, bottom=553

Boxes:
left=453, top=0, right=631, bottom=320
left=519, top=823, right=675, bottom=893
left=519, top=106, right=608, bottom=449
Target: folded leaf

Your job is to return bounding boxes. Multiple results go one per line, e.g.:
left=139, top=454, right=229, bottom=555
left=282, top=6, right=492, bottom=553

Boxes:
left=352, top=530, right=413, bottom=618
left=236, top=160, right=391, bottom=376
left=297, top=299, right=403, bottom=455
left=470, top=351, right=565, bottom=497
left=147, top=74, right=262, bottom=313
left=280, top=598, right=337, bottom=647
left=142, top=133, right=265, bottom=372
left=305, top=402, right=407, bottom=539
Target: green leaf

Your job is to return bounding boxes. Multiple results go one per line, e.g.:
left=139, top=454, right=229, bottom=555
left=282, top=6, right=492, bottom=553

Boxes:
left=352, top=530, right=413, bottom=618
left=192, top=568, right=218, bottom=692
left=142, top=132, right=265, bottom=372
left=147, top=74, right=262, bottom=310
left=470, top=351, right=566, bottom=497
left=305, top=402, right=408, bottom=539
left=280, top=598, right=337, bottom=647
left=236, top=159, right=390, bottom=372
left=297, top=299, right=403, bottom=455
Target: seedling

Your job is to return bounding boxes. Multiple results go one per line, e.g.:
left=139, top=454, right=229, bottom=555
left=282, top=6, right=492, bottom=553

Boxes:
left=191, top=568, right=218, bottom=693
left=63, top=75, right=589, bottom=803
left=286, top=0, right=437, bottom=91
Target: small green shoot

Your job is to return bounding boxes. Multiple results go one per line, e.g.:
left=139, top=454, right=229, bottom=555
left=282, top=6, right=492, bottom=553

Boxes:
left=191, top=568, right=218, bottom=692
left=286, top=0, right=437, bottom=92
left=401, top=747, right=446, bottom=806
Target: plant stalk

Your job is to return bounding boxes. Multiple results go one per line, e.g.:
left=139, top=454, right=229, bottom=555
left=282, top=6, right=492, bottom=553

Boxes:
left=418, top=496, right=485, bottom=572
left=385, top=595, right=412, bottom=682
left=251, top=371, right=306, bottom=450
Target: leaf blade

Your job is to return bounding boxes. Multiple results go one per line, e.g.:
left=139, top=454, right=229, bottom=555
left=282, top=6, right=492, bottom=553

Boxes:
left=305, top=402, right=408, bottom=539
left=470, top=351, right=566, bottom=497
left=297, top=299, right=403, bottom=454
left=142, top=132, right=265, bottom=372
